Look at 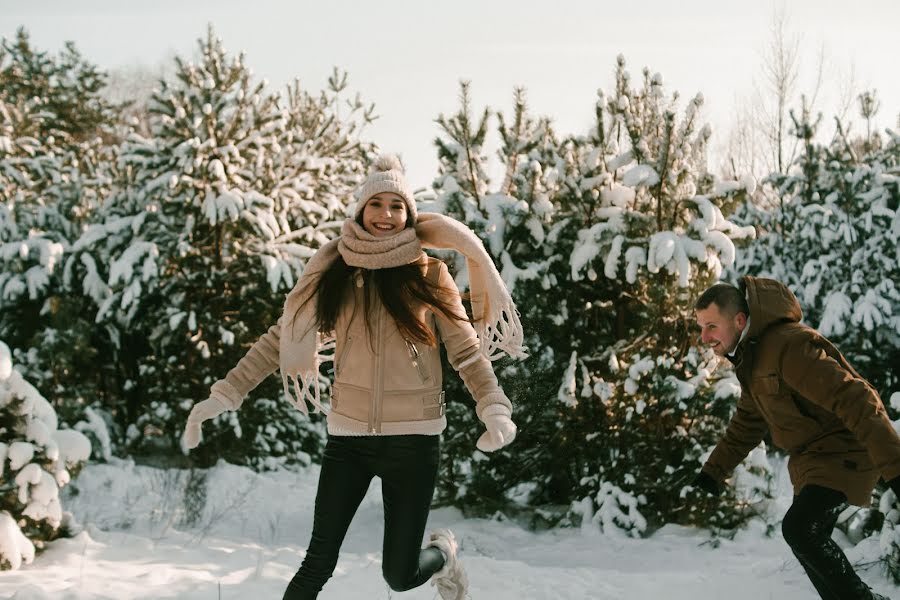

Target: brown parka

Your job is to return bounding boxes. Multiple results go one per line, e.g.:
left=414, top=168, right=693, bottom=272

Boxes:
left=701, top=276, right=900, bottom=506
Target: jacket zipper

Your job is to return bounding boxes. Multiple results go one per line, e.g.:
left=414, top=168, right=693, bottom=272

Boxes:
left=371, top=303, right=384, bottom=433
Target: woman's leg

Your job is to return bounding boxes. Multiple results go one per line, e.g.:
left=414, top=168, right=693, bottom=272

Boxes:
left=283, top=436, right=374, bottom=600
left=376, top=434, right=444, bottom=592
left=781, top=484, right=878, bottom=600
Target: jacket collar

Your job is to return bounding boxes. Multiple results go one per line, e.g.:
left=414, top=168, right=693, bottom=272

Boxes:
left=725, top=317, right=751, bottom=361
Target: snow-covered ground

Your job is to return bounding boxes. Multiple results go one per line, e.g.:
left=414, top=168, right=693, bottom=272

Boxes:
left=1, top=460, right=897, bottom=599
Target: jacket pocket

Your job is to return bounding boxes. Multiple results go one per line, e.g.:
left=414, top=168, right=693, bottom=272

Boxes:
left=749, top=374, right=780, bottom=431
left=336, top=335, right=354, bottom=376
left=752, top=374, right=780, bottom=396
left=405, top=339, right=431, bottom=384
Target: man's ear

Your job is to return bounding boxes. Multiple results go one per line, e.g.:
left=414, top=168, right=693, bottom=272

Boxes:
left=734, top=312, right=748, bottom=330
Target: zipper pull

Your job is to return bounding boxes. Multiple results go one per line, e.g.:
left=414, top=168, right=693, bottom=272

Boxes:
left=405, top=339, right=421, bottom=372
left=355, top=269, right=364, bottom=288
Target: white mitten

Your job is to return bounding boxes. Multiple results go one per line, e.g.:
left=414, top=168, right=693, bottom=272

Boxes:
left=476, top=410, right=517, bottom=452
left=182, top=397, right=227, bottom=451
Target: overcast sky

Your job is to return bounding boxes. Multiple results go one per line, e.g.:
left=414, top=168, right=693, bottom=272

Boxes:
left=3, top=0, right=898, bottom=188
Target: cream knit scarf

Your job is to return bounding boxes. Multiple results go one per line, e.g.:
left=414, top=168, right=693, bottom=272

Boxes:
left=279, top=213, right=525, bottom=414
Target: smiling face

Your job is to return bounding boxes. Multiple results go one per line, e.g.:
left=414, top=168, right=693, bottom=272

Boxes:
left=695, top=302, right=748, bottom=357
left=361, top=192, right=408, bottom=237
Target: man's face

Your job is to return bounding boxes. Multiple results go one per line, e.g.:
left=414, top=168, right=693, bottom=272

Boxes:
left=695, top=303, right=748, bottom=357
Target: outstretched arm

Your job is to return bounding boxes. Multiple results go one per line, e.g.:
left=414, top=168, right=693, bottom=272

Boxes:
left=432, top=261, right=515, bottom=451
left=701, top=389, right=769, bottom=484
left=214, top=319, right=283, bottom=409
left=183, top=319, right=282, bottom=449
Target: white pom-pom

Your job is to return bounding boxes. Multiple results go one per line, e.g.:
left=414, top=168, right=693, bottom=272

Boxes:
left=372, top=154, right=404, bottom=173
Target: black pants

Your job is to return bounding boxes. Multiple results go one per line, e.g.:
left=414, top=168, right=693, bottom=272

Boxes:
left=782, top=484, right=877, bottom=600
left=282, top=434, right=446, bottom=599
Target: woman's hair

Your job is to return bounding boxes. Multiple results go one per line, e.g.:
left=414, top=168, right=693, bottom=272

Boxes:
left=293, top=207, right=469, bottom=345
left=310, top=255, right=469, bottom=346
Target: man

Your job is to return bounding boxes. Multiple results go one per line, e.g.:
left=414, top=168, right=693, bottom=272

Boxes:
left=693, top=276, right=900, bottom=600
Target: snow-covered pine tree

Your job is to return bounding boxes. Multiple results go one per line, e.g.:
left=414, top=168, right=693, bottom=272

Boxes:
left=0, top=87, right=62, bottom=330
left=726, top=99, right=826, bottom=299
left=0, top=30, right=118, bottom=440
left=732, top=94, right=899, bottom=400
left=430, top=84, right=573, bottom=516
left=274, top=67, right=376, bottom=225
left=561, top=57, right=764, bottom=534
left=0, top=341, right=91, bottom=570
left=432, top=58, right=767, bottom=533
left=65, top=27, right=373, bottom=468
left=0, top=27, right=113, bottom=145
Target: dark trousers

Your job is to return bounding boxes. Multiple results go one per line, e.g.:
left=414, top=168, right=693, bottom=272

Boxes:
left=282, top=434, right=445, bottom=599
left=782, top=484, right=877, bottom=600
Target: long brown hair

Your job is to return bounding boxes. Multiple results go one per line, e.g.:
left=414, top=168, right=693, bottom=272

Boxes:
left=311, top=255, right=470, bottom=346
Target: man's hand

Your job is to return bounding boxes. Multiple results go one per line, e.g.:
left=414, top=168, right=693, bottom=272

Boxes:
left=692, top=471, right=721, bottom=496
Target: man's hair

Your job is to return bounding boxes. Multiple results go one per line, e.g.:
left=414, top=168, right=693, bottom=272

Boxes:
left=695, top=283, right=749, bottom=317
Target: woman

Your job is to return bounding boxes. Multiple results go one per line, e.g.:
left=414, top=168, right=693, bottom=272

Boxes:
left=182, top=154, right=524, bottom=599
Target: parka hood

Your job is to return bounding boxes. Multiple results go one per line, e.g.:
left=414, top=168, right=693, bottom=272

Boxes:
left=741, top=275, right=803, bottom=340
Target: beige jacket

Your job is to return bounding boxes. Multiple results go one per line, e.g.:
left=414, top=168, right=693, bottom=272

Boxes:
left=210, top=256, right=512, bottom=436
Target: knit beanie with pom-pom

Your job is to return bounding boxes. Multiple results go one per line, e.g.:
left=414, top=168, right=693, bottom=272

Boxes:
left=354, top=154, right=417, bottom=223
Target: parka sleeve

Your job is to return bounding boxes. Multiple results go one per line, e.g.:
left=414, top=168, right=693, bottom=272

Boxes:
left=702, top=389, right=769, bottom=483
left=432, top=261, right=512, bottom=421
left=209, top=319, right=282, bottom=411
left=779, top=335, right=900, bottom=481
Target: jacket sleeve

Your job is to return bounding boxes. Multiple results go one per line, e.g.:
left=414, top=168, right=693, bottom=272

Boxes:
left=209, top=318, right=282, bottom=411
left=780, top=335, right=900, bottom=481
left=432, top=261, right=512, bottom=421
left=702, top=389, right=769, bottom=483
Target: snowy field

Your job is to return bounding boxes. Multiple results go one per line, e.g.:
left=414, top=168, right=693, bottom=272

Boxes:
left=1, top=460, right=897, bottom=600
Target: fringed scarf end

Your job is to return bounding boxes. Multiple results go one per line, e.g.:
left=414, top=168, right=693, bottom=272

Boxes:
left=282, top=371, right=329, bottom=415
left=477, top=304, right=527, bottom=362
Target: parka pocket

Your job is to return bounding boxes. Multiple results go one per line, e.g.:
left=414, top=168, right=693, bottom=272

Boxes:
left=749, top=374, right=781, bottom=428
left=336, top=335, right=354, bottom=376
left=405, top=339, right=431, bottom=383
left=752, top=374, right=780, bottom=396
